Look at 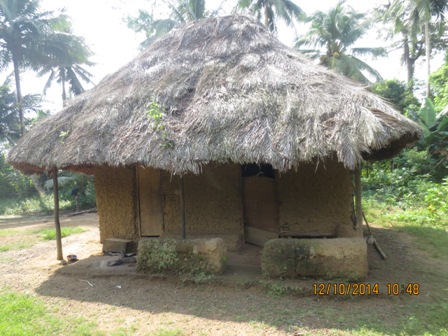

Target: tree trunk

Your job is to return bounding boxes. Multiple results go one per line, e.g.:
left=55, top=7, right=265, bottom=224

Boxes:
left=425, top=20, right=431, bottom=97
left=29, top=174, right=46, bottom=198
left=61, top=67, right=67, bottom=106
left=264, top=6, right=270, bottom=31
left=403, top=34, right=414, bottom=90
left=12, top=55, right=24, bottom=136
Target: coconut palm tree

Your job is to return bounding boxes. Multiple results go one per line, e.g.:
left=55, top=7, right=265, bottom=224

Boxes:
left=0, top=0, right=67, bottom=135
left=296, top=1, right=386, bottom=84
left=127, top=0, right=210, bottom=49
left=37, top=18, right=94, bottom=104
left=386, top=0, right=448, bottom=97
left=234, top=0, right=303, bottom=33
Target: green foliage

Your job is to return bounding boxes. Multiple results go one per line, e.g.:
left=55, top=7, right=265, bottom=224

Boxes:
left=0, top=152, right=36, bottom=199
left=147, top=102, right=174, bottom=149
left=147, top=101, right=164, bottom=131
left=37, top=16, right=94, bottom=101
left=363, top=147, right=448, bottom=229
left=411, top=98, right=448, bottom=178
left=137, top=238, right=179, bottom=273
left=235, top=0, right=304, bottom=33
left=0, top=194, right=72, bottom=215
left=296, top=1, right=385, bottom=84
left=0, top=170, right=95, bottom=215
left=430, top=52, right=448, bottom=110
left=126, top=0, right=210, bottom=49
left=0, top=81, right=43, bottom=148
left=137, top=238, right=221, bottom=275
left=35, top=226, right=87, bottom=240
left=370, top=79, right=420, bottom=113
left=45, top=171, right=96, bottom=210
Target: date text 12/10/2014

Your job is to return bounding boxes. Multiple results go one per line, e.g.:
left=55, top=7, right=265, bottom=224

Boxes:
left=313, top=283, right=420, bottom=296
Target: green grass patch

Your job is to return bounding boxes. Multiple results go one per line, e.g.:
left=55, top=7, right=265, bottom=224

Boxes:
left=0, top=228, right=20, bottom=236
left=0, top=241, right=34, bottom=252
left=35, top=227, right=87, bottom=240
left=151, top=328, right=185, bottom=336
left=400, top=303, right=448, bottom=336
left=364, top=197, right=448, bottom=258
left=0, top=291, right=102, bottom=335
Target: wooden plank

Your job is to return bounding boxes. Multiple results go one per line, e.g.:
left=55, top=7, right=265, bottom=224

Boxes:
left=278, top=232, right=335, bottom=238
left=245, top=226, right=278, bottom=247
left=138, top=167, right=163, bottom=236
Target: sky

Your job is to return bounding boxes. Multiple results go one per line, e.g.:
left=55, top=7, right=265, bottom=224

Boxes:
left=17, top=0, right=442, bottom=111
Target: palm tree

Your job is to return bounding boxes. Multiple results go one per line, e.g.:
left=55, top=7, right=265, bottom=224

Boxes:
left=0, top=81, right=20, bottom=146
left=37, top=18, right=94, bottom=104
left=234, top=0, right=304, bottom=33
left=127, top=0, right=209, bottom=49
left=296, top=1, right=386, bottom=84
left=0, top=0, right=67, bottom=135
left=385, top=0, right=448, bottom=96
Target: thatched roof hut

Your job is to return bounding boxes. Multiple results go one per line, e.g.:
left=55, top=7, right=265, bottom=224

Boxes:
left=8, top=15, right=420, bottom=175
left=8, top=16, right=422, bottom=279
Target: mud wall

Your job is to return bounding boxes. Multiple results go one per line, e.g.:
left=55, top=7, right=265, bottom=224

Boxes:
left=160, top=164, right=243, bottom=248
left=94, top=165, right=138, bottom=242
left=277, top=159, right=359, bottom=238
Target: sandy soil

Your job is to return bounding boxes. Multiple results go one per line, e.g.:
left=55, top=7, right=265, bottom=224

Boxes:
left=0, top=213, right=447, bottom=335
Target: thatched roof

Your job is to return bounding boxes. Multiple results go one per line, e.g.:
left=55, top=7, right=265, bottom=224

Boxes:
left=9, top=15, right=421, bottom=175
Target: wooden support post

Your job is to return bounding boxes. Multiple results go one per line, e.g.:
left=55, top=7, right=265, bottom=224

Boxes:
left=179, top=176, right=186, bottom=240
left=53, top=167, right=63, bottom=260
left=354, top=166, right=363, bottom=231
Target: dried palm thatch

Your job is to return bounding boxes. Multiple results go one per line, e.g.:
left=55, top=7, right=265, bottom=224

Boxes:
left=8, top=15, right=421, bottom=175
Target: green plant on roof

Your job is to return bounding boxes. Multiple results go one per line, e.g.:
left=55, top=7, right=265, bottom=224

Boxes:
left=59, top=130, right=69, bottom=143
left=147, top=101, right=174, bottom=149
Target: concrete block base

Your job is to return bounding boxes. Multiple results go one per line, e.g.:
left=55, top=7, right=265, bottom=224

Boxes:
left=261, top=238, right=368, bottom=281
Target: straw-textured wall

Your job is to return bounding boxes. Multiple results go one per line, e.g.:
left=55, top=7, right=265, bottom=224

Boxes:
left=277, top=159, right=359, bottom=238
left=161, top=164, right=243, bottom=247
left=94, top=165, right=138, bottom=242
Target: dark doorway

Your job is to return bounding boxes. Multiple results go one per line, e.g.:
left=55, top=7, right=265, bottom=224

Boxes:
left=242, top=164, right=279, bottom=246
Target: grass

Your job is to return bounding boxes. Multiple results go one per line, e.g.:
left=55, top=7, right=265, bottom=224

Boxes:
left=0, top=291, right=100, bottom=335
left=34, top=226, right=87, bottom=240
left=0, top=226, right=87, bottom=253
left=151, top=328, right=185, bottom=336
left=364, top=196, right=448, bottom=258
left=0, top=228, right=20, bottom=236
left=0, top=195, right=73, bottom=216
left=0, top=241, right=34, bottom=252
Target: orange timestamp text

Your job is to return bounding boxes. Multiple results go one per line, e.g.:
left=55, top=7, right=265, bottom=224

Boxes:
left=313, top=283, right=420, bottom=296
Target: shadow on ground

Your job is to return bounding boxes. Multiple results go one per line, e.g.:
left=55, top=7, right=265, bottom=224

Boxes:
left=31, top=224, right=448, bottom=335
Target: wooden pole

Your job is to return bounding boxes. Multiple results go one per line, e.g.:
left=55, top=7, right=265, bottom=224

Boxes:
left=354, top=166, right=363, bottom=231
left=179, top=176, right=186, bottom=240
left=53, top=167, right=63, bottom=260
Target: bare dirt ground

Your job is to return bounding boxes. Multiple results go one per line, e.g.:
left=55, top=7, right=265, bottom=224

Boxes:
left=1, top=213, right=447, bottom=335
